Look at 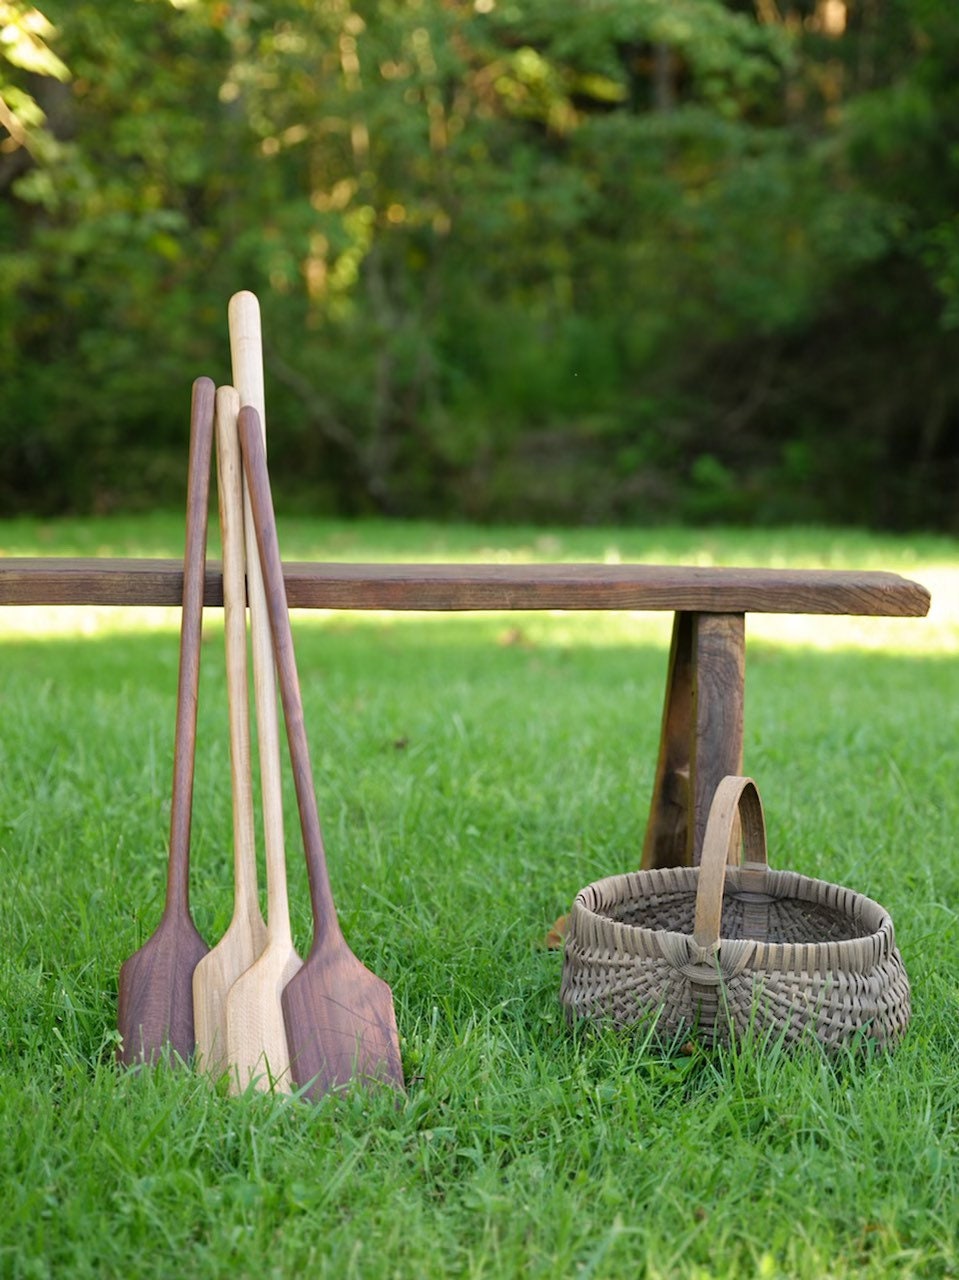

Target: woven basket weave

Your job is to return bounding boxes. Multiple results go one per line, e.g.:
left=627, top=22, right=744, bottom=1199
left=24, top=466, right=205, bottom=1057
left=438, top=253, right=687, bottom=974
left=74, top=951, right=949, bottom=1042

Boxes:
left=560, top=776, right=910, bottom=1051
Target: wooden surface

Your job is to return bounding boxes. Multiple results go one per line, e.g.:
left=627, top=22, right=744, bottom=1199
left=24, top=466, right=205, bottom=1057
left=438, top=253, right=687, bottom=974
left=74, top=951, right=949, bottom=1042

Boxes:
left=224, top=294, right=302, bottom=1095
left=193, top=386, right=268, bottom=1080
left=691, top=613, right=746, bottom=866
left=0, top=557, right=931, bottom=615
left=641, top=612, right=695, bottom=869
left=641, top=613, right=746, bottom=868
left=239, top=405, right=404, bottom=1099
left=117, top=377, right=214, bottom=1066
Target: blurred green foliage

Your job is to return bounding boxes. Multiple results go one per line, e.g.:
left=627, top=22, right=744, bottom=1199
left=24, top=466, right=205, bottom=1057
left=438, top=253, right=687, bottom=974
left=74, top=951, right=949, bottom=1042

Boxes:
left=2, top=0, right=959, bottom=527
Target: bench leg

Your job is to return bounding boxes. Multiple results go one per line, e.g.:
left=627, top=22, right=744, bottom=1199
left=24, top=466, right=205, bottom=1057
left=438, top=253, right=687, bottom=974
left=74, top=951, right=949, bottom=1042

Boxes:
left=640, top=611, right=694, bottom=868
left=690, top=612, right=745, bottom=864
left=641, top=611, right=745, bottom=868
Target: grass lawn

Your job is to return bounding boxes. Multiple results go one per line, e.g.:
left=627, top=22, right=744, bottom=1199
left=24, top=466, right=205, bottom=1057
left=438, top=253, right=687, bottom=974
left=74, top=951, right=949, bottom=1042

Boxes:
left=2, top=516, right=958, bottom=1278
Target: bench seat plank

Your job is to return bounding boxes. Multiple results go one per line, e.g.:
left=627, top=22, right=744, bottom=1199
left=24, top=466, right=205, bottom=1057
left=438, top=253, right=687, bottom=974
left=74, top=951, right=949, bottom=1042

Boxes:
left=0, top=556, right=931, bottom=616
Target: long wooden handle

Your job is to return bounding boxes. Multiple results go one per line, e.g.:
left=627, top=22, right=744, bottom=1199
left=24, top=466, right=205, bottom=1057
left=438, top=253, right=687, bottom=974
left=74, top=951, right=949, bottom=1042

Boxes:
left=215, top=385, right=259, bottom=913
left=165, top=376, right=215, bottom=917
left=237, top=405, right=341, bottom=950
left=228, top=292, right=293, bottom=945
left=692, top=776, right=768, bottom=949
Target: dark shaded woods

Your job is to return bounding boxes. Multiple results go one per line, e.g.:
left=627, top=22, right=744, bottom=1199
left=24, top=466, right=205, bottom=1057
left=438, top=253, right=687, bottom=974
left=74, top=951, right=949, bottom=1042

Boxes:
left=2, top=0, right=958, bottom=530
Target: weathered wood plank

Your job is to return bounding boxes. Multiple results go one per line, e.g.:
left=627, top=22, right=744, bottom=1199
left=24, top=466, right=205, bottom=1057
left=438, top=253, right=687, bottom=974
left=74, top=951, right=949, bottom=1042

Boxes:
left=0, top=558, right=932, bottom=615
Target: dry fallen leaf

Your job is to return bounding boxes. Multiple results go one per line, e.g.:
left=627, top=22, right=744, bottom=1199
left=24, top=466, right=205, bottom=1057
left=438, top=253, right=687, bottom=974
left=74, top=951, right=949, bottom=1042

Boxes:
left=498, top=625, right=532, bottom=648
left=544, top=914, right=569, bottom=949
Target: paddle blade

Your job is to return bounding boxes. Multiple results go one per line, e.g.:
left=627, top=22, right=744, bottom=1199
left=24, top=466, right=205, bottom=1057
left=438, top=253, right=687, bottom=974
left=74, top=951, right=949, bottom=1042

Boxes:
left=193, top=913, right=268, bottom=1079
left=225, top=942, right=303, bottom=1094
left=117, top=914, right=209, bottom=1065
left=282, top=949, right=404, bottom=1100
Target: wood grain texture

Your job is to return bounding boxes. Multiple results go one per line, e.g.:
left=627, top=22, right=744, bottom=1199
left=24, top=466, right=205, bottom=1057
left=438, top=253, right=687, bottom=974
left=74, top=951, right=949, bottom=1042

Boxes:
left=0, top=559, right=932, bottom=616
left=691, top=614, right=746, bottom=867
left=224, top=294, right=302, bottom=1094
left=641, top=612, right=694, bottom=870
left=238, top=405, right=403, bottom=1100
left=193, top=386, right=268, bottom=1081
left=116, top=376, right=214, bottom=1066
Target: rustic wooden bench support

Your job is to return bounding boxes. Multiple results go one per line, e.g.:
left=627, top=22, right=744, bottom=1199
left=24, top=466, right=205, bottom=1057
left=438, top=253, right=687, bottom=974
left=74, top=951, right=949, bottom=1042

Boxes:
left=0, top=557, right=930, bottom=870
left=641, top=611, right=694, bottom=868
left=641, top=612, right=746, bottom=868
left=692, top=613, right=746, bottom=864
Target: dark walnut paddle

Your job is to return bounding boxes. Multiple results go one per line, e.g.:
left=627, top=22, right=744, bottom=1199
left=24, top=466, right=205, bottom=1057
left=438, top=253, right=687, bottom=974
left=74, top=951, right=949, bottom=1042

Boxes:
left=237, top=405, right=404, bottom=1100
left=117, top=376, right=214, bottom=1065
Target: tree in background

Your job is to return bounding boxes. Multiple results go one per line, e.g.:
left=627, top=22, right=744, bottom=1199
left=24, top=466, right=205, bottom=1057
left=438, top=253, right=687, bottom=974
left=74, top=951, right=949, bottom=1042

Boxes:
left=2, top=0, right=958, bottom=527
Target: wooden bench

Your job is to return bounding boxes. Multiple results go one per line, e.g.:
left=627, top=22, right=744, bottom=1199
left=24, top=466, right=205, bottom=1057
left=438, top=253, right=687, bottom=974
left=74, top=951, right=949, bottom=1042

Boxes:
left=0, top=556, right=930, bottom=866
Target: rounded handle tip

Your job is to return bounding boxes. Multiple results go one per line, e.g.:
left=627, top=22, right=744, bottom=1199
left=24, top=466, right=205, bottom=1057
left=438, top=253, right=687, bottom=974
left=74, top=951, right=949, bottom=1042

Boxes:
left=228, top=290, right=260, bottom=322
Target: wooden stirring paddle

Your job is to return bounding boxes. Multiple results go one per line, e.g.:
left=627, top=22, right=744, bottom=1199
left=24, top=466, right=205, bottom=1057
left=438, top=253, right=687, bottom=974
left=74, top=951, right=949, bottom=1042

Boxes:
left=224, top=295, right=303, bottom=1092
left=237, top=404, right=404, bottom=1100
left=192, top=386, right=268, bottom=1079
left=117, top=376, right=214, bottom=1065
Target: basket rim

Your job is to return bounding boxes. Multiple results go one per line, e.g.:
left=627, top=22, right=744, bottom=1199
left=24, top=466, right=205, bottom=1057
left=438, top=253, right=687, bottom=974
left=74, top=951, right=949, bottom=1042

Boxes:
left=570, top=864, right=898, bottom=975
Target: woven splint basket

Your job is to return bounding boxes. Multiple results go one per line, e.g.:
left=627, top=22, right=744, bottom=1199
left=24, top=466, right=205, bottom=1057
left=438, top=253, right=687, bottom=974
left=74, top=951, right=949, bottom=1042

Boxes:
left=560, top=776, right=910, bottom=1051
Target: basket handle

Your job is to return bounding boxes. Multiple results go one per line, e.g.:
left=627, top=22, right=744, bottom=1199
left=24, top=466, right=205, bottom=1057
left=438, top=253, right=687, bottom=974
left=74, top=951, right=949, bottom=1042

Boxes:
left=693, top=776, right=768, bottom=949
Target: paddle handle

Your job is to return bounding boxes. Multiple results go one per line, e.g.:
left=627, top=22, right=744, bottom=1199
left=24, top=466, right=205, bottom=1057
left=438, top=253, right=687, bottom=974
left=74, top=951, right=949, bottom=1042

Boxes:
left=228, top=292, right=294, bottom=944
left=166, top=376, right=215, bottom=916
left=214, top=385, right=260, bottom=911
left=237, top=404, right=342, bottom=949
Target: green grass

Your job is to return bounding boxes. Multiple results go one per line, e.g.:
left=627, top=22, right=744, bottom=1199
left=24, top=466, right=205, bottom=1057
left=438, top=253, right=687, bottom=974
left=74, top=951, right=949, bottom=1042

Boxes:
left=2, top=517, right=959, bottom=1278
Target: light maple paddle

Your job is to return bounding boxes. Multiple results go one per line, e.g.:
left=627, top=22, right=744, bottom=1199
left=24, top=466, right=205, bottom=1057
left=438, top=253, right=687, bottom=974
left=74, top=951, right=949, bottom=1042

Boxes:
left=192, top=386, right=268, bottom=1079
left=237, top=404, right=404, bottom=1100
left=225, top=294, right=303, bottom=1092
left=117, top=376, right=214, bottom=1065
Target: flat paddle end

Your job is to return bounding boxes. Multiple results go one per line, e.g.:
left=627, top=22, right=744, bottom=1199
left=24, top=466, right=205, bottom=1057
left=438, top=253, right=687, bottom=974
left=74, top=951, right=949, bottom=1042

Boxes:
left=116, top=917, right=209, bottom=1067
left=281, top=958, right=404, bottom=1101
